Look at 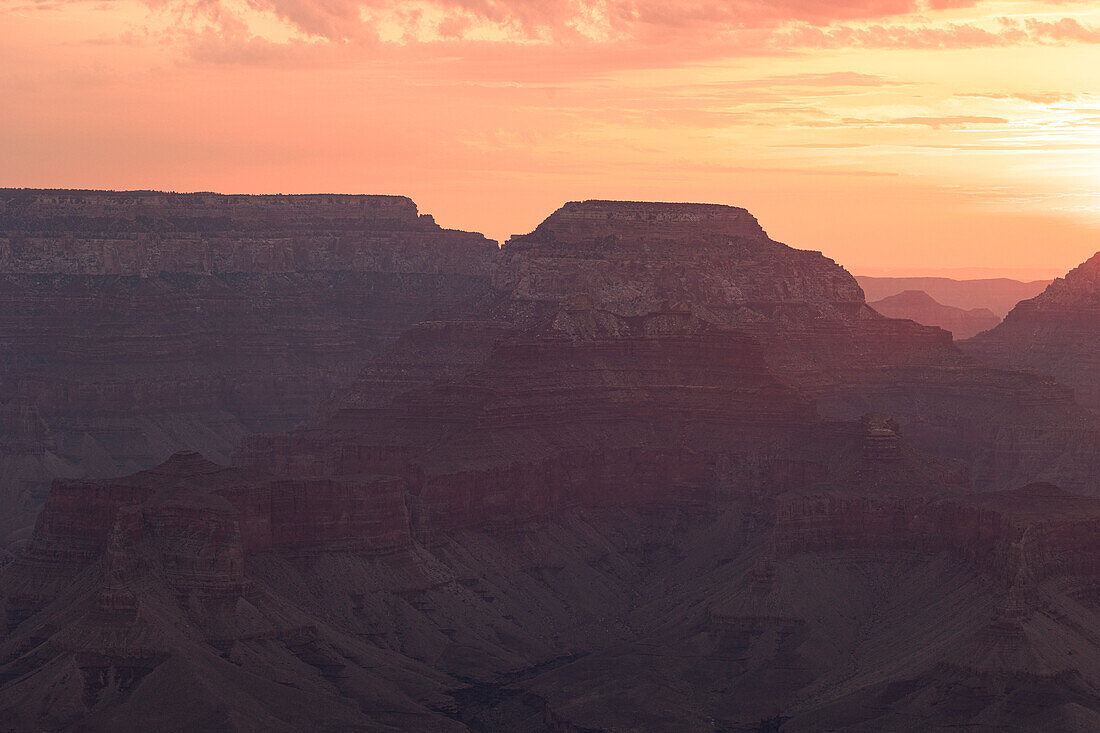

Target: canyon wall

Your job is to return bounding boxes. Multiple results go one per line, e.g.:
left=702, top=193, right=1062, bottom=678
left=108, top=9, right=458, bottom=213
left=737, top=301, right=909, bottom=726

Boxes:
left=0, top=190, right=497, bottom=548
left=5, top=422, right=1100, bottom=730
left=964, top=251, right=1100, bottom=412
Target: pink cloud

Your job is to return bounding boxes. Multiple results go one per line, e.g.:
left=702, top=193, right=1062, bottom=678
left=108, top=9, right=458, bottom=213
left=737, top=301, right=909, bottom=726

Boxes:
left=775, top=14, right=1100, bottom=50
left=29, top=0, right=1100, bottom=74
left=875, top=115, right=1010, bottom=127
left=1025, top=16, right=1100, bottom=43
left=152, top=0, right=994, bottom=45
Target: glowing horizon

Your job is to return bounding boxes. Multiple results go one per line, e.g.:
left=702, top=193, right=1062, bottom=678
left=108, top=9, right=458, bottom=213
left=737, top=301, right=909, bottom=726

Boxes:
left=3, top=0, right=1099, bottom=277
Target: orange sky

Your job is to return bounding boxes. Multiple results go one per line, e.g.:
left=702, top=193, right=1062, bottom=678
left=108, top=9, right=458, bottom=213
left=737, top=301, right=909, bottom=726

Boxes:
left=2, top=0, right=1099, bottom=276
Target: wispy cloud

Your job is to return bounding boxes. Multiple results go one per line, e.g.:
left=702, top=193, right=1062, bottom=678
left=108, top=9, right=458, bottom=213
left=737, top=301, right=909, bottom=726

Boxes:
left=4, top=0, right=1100, bottom=271
left=957, top=91, right=1080, bottom=104
left=846, top=114, right=1011, bottom=127
left=17, top=0, right=1100, bottom=67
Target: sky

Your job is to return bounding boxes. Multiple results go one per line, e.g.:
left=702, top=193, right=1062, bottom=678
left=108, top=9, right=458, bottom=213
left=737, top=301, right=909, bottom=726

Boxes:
left=2, top=0, right=1099, bottom=277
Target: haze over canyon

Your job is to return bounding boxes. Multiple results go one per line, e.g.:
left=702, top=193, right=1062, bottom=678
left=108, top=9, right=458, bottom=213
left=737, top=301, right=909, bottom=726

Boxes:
left=0, top=190, right=1098, bottom=731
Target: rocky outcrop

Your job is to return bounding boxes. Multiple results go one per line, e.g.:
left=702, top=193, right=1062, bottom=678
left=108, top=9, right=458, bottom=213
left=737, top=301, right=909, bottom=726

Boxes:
left=775, top=482, right=1100, bottom=584
left=493, top=203, right=1094, bottom=492
left=490, top=201, right=957, bottom=383
left=234, top=201, right=1098, bottom=504
left=964, top=252, right=1100, bottom=412
left=0, top=190, right=497, bottom=548
left=869, top=289, right=1001, bottom=339
left=0, top=190, right=490, bottom=276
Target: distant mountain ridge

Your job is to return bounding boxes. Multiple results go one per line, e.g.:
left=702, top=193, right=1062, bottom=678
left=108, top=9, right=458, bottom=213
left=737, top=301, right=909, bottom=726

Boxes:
left=868, top=289, right=1001, bottom=339
left=857, top=275, right=1050, bottom=317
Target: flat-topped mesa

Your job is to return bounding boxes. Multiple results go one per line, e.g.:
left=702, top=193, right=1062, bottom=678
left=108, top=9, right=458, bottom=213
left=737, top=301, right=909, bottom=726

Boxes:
left=0, top=189, right=426, bottom=231
left=495, top=200, right=869, bottom=323
left=0, top=189, right=495, bottom=276
left=518, top=200, right=768, bottom=242
left=0, top=190, right=499, bottom=548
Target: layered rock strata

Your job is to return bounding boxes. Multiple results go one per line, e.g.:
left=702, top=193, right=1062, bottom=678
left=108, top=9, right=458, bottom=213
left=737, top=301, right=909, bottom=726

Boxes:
left=6, top=431, right=1100, bottom=730
left=0, top=190, right=497, bottom=548
left=274, top=200, right=1097, bottom=494
left=4, top=199, right=1100, bottom=730
left=964, top=251, right=1100, bottom=412
left=487, top=203, right=1089, bottom=486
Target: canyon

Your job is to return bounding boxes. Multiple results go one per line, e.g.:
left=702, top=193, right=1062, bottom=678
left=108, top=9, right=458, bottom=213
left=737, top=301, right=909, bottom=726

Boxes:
left=1, top=194, right=1099, bottom=731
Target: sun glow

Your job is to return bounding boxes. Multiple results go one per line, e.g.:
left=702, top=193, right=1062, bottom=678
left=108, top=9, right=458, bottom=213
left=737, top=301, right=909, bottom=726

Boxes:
left=2, top=0, right=1099, bottom=273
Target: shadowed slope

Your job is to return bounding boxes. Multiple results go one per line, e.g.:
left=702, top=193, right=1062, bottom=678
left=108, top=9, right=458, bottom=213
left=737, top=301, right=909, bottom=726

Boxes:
left=964, top=252, right=1100, bottom=412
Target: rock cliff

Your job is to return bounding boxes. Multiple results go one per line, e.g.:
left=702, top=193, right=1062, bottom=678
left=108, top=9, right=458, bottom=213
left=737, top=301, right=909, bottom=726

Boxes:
left=233, top=201, right=1098, bottom=502
left=0, top=190, right=497, bottom=548
left=0, top=190, right=488, bottom=276
left=964, top=251, right=1100, bottom=412
left=490, top=201, right=956, bottom=382
left=490, top=203, right=1093, bottom=491
left=4, top=198, right=1100, bottom=730
left=6, top=429, right=1100, bottom=730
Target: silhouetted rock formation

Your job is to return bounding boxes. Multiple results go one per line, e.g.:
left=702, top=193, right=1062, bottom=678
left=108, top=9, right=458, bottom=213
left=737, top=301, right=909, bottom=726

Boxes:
left=228, top=201, right=1096, bottom=508
left=964, top=252, right=1100, bottom=412
left=0, top=190, right=481, bottom=275
left=857, top=275, right=1051, bottom=317
left=3, top=198, right=1100, bottom=731
left=0, top=190, right=497, bottom=548
left=869, top=289, right=1001, bottom=339
left=482, top=202, right=1095, bottom=494
left=491, top=201, right=956, bottom=382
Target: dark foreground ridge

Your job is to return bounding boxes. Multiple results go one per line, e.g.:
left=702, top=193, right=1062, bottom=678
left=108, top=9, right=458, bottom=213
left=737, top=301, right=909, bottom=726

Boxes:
left=2, top=196, right=1099, bottom=731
